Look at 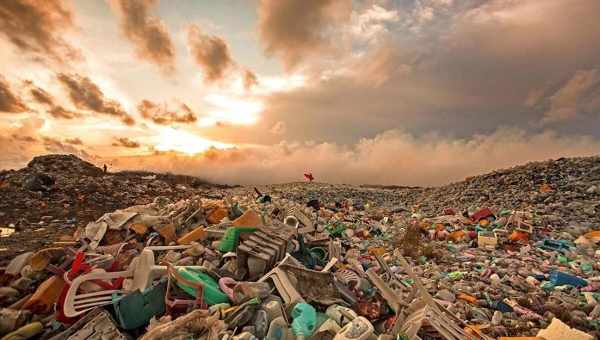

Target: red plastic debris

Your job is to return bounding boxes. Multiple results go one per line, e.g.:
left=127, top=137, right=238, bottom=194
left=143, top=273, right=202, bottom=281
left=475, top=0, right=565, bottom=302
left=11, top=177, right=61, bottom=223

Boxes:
left=472, top=207, right=494, bottom=221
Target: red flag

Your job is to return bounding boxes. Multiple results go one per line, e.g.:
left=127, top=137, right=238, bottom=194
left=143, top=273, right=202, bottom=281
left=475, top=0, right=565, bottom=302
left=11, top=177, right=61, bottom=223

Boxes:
left=304, top=172, right=314, bottom=182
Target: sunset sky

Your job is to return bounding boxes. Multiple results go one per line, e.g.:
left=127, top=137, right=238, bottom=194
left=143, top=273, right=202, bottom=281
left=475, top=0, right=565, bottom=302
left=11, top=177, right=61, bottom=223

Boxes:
left=1, top=0, right=600, bottom=185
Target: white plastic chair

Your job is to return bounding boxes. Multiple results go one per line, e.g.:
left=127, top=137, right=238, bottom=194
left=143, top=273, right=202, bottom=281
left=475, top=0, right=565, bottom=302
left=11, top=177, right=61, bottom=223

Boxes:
left=63, top=247, right=202, bottom=317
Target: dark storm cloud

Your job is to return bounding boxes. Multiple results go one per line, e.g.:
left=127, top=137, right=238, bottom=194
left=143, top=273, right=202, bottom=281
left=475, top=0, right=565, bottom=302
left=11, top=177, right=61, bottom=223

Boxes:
left=110, top=0, right=176, bottom=73
left=112, top=137, right=140, bottom=148
left=246, top=0, right=600, bottom=144
left=0, top=75, right=28, bottom=113
left=137, top=99, right=197, bottom=125
left=186, top=24, right=234, bottom=84
left=257, top=0, right=351, bottom=70
left=56, top=73, right=134, bottom=125
left=0, top=0, right=80, bottom=63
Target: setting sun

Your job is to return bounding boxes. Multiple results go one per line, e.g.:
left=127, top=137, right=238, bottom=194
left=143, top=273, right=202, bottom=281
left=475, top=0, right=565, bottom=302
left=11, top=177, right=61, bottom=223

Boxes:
left=201, top=94, right=263, bottom=126
left=153, top=127, right=232, bottom=155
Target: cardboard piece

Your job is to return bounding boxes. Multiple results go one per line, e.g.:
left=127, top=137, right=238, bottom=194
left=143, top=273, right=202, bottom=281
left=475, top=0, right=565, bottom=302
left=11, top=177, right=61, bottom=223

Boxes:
left=536, top=318, right=594, bottom=340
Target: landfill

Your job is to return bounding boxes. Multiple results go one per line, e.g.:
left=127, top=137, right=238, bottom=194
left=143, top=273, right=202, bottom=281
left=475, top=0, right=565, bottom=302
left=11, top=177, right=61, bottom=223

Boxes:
left=0, top=155, right=599, bottom=339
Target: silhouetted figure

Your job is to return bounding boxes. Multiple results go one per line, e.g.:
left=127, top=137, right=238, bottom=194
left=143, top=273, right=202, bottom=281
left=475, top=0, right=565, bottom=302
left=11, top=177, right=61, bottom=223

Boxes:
left=103, top=164, right=107, bottom=173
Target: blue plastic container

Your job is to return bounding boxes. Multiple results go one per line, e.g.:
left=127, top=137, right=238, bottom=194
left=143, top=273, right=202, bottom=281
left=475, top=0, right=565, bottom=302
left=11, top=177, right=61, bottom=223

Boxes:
left=549, top=271, right=588, bottom=288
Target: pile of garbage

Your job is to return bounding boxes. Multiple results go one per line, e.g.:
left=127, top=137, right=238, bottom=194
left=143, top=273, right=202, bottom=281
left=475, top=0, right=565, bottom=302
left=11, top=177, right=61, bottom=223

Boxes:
left=1, top=183, right=598, bottom=339
left=0, top=155, right=227, bottom=262
left=0, top=154, right=223, bottom=227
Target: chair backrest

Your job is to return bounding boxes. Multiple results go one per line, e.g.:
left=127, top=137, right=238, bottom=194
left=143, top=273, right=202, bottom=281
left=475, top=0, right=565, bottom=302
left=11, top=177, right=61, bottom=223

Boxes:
left=63, top=269, right=131, bottom=318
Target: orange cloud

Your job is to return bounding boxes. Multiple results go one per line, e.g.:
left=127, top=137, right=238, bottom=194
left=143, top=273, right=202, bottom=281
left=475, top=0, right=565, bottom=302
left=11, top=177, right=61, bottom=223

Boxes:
left=64, top=137, right=83, bottom=145
left=110, top=0, right=176, bottom=73
left=112, top=137, right=140, bottom=148
left=137, top=99, right=197, bottom=125
left=0, top=75, right=28, bottom=113
left=56, top=73, right=134, bottom=125
left=257, top=0, right=351, bottom=70
left=0, top=0, right=81, bottom=63
left=25, top=80, right=81, bottom=119
left=186, top=24, right=234, bottom=83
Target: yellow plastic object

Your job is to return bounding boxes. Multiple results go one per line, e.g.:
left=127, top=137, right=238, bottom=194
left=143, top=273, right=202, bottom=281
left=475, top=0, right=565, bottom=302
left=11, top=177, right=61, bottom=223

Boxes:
left=207, top=207, right=228, bottom=224
left=157, top=224, right=176, bottom=244
left=232, top=210, right=263, bottom=227
left=177, top=227, right=207, bottom=245
left=448, top=230, right=466, bottom=242
left=457, top=293, right=477, bottom=304
left=0, top=321, right=43, bottom=340
left=22, top=275, right=65, bottom=313
left=509, top=231, right=530, bottom=242
left=583, top=230, right=600, bottom=242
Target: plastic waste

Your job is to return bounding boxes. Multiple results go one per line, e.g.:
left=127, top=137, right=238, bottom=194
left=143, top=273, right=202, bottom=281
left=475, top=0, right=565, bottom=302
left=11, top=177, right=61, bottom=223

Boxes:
left=177, top=227, right=207, bottom=245
left=0, top=321, right=43, bottom=340
left=176, top=267, right=230, bottom=305
left=548, top=271, right=588, bottom=288
left=113, top=279, right=166, bottom=330
left=291, top=303, right=317, bottom=337
left=326, top=305, right=358, bottom=326
left=218, top=227, right=257, bottom=252
left=232, top=282, right=271, bottom=304
left=262, top=300, right=284, bottom=322
left=266, top=316, right=291, bottom=340
left=254, top=309, right=269, bottom=339
left=333, top=317, right=374, bottom=340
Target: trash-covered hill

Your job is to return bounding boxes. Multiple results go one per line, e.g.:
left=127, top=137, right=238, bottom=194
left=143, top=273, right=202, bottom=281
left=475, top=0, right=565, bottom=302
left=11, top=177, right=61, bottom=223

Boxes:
left=269, top=156, right=600, bottom=229
left=0, top=154, right=229, bottom=227
left=0, top=154, right=599, bottom=339
left=0, top=154, right=231, bottom=259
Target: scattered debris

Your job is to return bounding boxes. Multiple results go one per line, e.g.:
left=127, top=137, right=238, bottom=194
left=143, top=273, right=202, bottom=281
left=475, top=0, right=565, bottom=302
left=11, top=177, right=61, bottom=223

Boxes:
left=0, top=154, right=599, bottom=339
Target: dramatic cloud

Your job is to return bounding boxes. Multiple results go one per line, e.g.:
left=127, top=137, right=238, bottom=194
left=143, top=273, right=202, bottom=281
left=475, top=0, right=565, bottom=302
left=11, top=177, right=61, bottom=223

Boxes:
left=112, top=137, right=140, bottom=148
left=110, top=0, right=176, bottom=73
left=246, top=0, right=600, bottom=144
left=48, top=106, right=79, bottom=119
left=25, top=80, right=80, bottom=119
left=0, top=76, right=28, bottom=113
left=257, top=0, right=351, bottom=70
left=243, top=69, right=258, bottom=90
left=28, top=83, right=53, bottom=106
left=137, top=99, right=197, bottom=125
left=537, top=69, right=600, bottom=124
left=186, top=24, right=234, bottom=83
left=0, top=0, right=80, bottom=62
left=352, top=4, right=399, bottom=42
left=106, top=128, right=600, bottom=186
left=64, top=137, right=83, bottom=145
left=56, top=73, right=134, bottom=125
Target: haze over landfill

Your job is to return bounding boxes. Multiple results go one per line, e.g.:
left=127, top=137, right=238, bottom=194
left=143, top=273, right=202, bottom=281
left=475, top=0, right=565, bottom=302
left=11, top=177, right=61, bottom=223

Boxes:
left=1, top=0, right=600, bottom=185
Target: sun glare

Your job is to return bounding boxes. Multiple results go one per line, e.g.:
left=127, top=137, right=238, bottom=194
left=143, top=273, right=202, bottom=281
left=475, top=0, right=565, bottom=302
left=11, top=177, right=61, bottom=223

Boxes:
left=202, top=94, right=263, bottom=126
left=154, top=127, right=232, bottom=155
